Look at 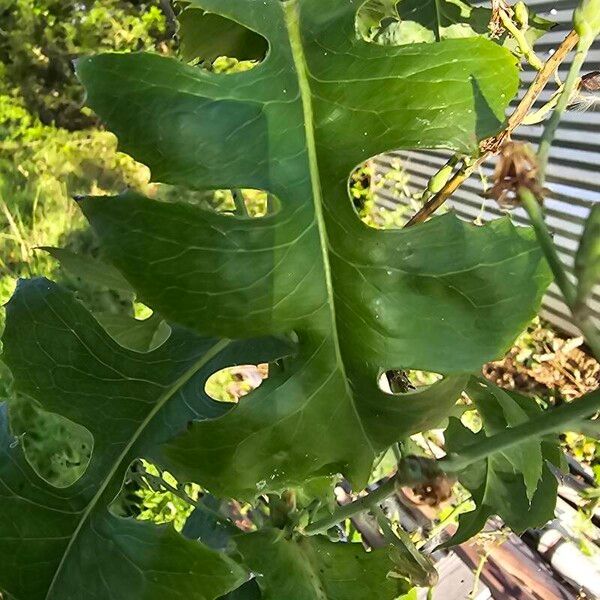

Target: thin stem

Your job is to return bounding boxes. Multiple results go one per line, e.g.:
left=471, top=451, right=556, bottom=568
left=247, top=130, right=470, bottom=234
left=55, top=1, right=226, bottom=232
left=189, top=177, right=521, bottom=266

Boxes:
left=405, top=159, right=480, bottom=227
left=469, top=550, right=490, bottom=599
left=521, top=89, right=562, bottom=125
left=371, top=504, right=397, bottom=544
left=505, top=30, right=578, bottom=136
left=404, top=30, right=579, bottom=228
left=304, top=457, right=432, bottom=535
left=304, top=477, right=397, bottom=536
left=538, top=41, right=590, bottom=181
left=441, top=387, right=600, bottom=473
left=392, top=442, right=403, bottom=465
left=305, top=390, right=600, bottom=534
left=232, top=189, right=249, bottom=216
left=158, top=0, right=178, bottom=39
left=520, top=188, right=600, bottom=359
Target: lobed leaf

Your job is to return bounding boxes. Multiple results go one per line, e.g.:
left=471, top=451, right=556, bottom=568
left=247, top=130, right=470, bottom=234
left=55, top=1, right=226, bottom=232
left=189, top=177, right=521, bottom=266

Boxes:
left=443, top=378, right=561, bottom=547
left=0, top=279, right=288, bottom=599
left=72, top=0, right=550, bottom=498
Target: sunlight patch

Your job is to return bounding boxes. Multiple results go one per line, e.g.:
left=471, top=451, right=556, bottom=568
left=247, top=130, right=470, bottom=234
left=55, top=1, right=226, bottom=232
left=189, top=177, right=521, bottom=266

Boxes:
left=205, top=364, right=268, bottom=404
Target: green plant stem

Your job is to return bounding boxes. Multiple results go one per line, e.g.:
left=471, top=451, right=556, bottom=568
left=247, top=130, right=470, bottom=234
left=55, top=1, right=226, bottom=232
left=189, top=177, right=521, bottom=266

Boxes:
left=371, top=504, right=397, bottom=544
left=441, top=387, right=600, bottom=473
left=498, top=9, right=543, bottom=70
left=521, top=90, right=561, bottom=125
left=232, top=189, right=249, bottom=216
left=469, top=550, right=490, bottom=599
left=519, top=188, right=600, bottom=359
left=392, top=442, right=403, bottom=465
left=305, top=390, right=600, bottom=534
left=537, top=39, right=590, bottom=181
left=304, top=477, right=397, bottom=536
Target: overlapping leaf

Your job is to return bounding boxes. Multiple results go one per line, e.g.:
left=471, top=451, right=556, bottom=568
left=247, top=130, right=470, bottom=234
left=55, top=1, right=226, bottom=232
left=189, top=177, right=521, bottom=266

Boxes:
left=0, top=279, right=289, bottom=599
left=367, top=0, right=490, bottom=44
left=183, top=504, right=410, bottom=600
left=443, top=378, right=562, bottom=547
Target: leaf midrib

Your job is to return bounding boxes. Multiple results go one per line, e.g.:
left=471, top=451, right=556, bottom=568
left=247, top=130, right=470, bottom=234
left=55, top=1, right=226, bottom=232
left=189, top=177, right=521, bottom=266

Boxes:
left=44, top=338, right=232, bottom=599
left=282, top=0, right=376, bottom=458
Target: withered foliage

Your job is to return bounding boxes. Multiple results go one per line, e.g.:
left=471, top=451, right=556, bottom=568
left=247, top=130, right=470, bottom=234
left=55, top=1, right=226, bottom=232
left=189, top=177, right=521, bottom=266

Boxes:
left=487, top=141, right=546, bottom=207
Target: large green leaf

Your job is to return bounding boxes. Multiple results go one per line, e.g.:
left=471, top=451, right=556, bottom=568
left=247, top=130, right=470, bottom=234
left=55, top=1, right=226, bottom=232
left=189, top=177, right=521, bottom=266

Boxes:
left=0, top=279, right=289, bottom=600
left=443, top=378, right=561, bottom=547
left=71, top=0, right=551, bottom=498
left=234, top=530, right=408, bottom=600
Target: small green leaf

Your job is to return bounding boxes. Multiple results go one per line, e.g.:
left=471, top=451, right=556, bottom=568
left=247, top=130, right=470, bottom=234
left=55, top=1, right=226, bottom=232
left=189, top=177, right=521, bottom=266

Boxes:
left=356, top=0, right=399, bottom=40
left=40, top=246, right=135, bottom=296
left=575, top=205, right=600, bottom=307
left=366, top=0, right=553, bottom=48
left=443, top=379, right=560, bottom=547
left=380, top=0, right=490, bottom=44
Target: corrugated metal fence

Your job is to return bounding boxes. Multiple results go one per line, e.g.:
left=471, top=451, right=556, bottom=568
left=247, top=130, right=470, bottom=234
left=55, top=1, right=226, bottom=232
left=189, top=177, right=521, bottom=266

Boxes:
left=374, top=0, right=599, bottom=336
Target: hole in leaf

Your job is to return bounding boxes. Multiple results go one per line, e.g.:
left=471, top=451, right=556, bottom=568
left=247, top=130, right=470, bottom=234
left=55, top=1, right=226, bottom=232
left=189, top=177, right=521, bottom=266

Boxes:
left=356, top=0, right=402, bottom=43
left=9, top=395, right=93, bottom=488
left=154, top=186, right=279, bottom=219
left=356, top=0, right=491, bottom=46
left=350, top=151, right=458, bottom=229
left=110, top=459, right=200, bottom=532
left=205, top=364, right=268, bottom=404
left=179, top=8, right=268, bottom=73
left=349, top=156, right=414, bottom=229
left=378, top=369, right=443, bottom=395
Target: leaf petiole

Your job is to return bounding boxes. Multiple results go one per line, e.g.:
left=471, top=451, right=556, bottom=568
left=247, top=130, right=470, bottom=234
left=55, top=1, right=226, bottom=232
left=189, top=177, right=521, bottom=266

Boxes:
left=519, top=188, right=600, bottom=359
left=305, top=389, right=600, bottom=534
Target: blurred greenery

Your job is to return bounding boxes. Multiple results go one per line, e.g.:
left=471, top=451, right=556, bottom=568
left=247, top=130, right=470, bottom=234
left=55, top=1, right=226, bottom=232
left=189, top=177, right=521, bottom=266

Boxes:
left=0, top=0, right=168, bottom=322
